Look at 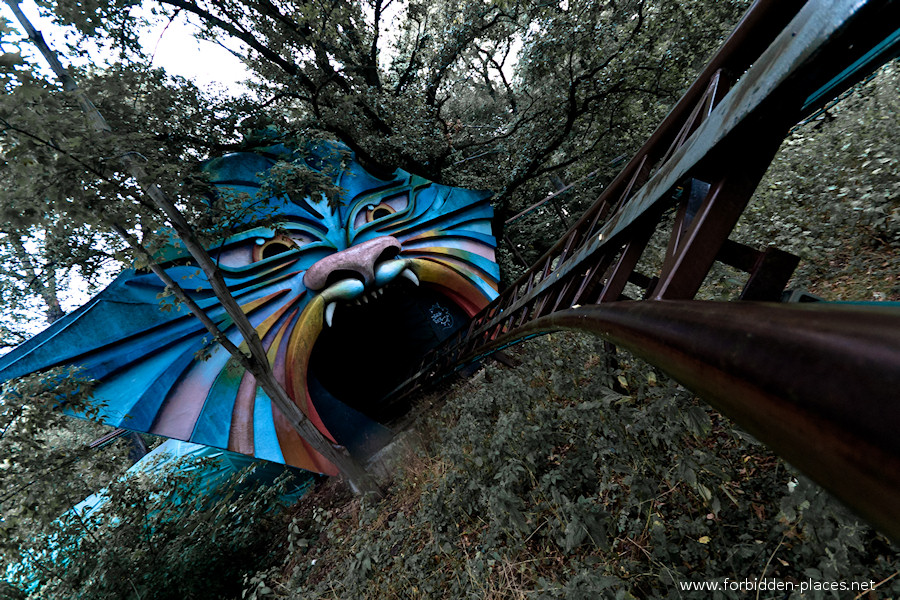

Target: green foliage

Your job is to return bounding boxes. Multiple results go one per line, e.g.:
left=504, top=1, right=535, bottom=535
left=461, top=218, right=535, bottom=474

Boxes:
left=0, top=23, right=257, bottom=341
left=1, top=368, right=296, bottom=600
left=5, top=459, right=293, bottom=600
left=0, top=0, right=755, bottom=336
left=249, top=334, right=899, bottom=599
left=732, top=59, right=900, bottom=301
left=12, top=0, right=751, bottom=210
left=256, top=157, right=349, bottom=212
left=751, top=62, right=900, bottom=252
left=0, top=368, right=123, bottom=563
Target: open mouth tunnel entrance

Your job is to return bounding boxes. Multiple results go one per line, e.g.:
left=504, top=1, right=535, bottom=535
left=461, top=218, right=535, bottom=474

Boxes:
left=308, top=281, right=468, bottom=427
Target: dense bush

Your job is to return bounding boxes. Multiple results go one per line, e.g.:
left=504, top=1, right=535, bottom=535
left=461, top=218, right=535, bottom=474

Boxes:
left=747, top=61, right=900, bottom=252
left=3, top=451, right=295, bottom=600
left=733, top=59, right=900, bottom=301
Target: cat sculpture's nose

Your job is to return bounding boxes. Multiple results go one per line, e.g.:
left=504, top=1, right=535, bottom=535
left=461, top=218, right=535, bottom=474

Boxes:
left=303, top=236, right=402, bottom=291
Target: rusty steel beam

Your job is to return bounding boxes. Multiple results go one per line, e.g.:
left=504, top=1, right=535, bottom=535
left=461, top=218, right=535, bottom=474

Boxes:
left=716, top=240, right=801, bottom=302
left=650, top=144, right=782, bottom=300
left=463, top=1, right=876, bottom=342
left=396, top=0, right=900, bottom=386
left=490, top=0, right=806, bottom=311
left=595, top=214, right=658, bottom=303
left=460, top=301, right=900, bottom=540
left=545, top=1, right=886, bottom=299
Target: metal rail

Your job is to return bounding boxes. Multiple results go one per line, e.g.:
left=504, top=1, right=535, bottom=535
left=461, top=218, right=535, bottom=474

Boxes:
left=389, top=0, right=900, bottom=539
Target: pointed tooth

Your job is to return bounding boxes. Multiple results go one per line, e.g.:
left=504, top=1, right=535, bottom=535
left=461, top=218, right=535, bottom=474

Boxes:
left=325, top=302, right=336, bottom=328
left=362, top=295, right=369, bottom=304
left=400, top=268, right=419, bottom=287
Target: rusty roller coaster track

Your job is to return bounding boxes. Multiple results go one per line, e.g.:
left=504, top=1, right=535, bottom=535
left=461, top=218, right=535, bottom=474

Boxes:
left=388, top=0, right=900, bottom=539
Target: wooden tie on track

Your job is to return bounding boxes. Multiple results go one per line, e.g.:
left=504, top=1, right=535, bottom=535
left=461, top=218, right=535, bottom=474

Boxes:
left=388, top=0, right=900, bottom=539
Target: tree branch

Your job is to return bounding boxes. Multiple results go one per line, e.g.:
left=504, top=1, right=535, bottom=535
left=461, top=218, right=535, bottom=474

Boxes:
left=7, top=1, right=382, bottom=497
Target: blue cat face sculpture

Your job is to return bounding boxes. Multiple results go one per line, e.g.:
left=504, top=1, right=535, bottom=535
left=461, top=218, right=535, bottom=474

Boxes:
left=0, top=142, right=499, bottom=474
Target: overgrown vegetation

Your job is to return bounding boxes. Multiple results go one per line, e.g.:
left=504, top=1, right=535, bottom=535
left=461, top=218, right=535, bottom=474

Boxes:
left=238, top=56, right=900, bottom=600
left=0, top=369, right=123, bottom=567
left=30, top=469, right=291, bottom=599
left=0, top=371, right=298, bottom=599
left=733, top=60, right=900, bottom=302
left=1, top=395, right=297, bottom=600
left=7, top=330, right=899, bottom=599
left=2, top=4, right=899, bottom=599
left=247, top=335, right=899, bottom=599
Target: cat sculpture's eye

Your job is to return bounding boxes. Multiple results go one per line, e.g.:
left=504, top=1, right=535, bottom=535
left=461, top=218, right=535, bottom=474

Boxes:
left=0, top=142, right=499, bottom=476
left=353, top=193, right=409, bottom=229
left=253, top=236, right=295, bottom=261
left=251, top=232, right=317, bottom=262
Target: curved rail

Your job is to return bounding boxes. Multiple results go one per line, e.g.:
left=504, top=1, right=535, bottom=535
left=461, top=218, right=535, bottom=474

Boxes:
left=389, top=0, right=900, bottom=539
left=456, top=301, right=900, bottom=540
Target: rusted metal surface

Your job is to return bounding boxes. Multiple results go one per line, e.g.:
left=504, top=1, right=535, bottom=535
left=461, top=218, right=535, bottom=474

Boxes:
left=650, top=146, right=782, bottom=299
left=386, top=0, right=900, bottom=538
left=520, top=0, right=884, bottom=302
left=595, top=213, right=658, bottom=303
left=440, top=0, right=895, bottom=352
left=507, top=301, right=900, bottom=541
left=717, top=240, right=800, bottom=302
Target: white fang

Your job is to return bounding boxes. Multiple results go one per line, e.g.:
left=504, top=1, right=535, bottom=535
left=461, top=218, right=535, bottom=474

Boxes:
left=325, top=302, right=337, bottom=327
left=400, top=269, right=419, bottom=287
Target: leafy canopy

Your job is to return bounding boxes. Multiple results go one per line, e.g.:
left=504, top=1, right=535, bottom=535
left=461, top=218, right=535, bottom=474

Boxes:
left=1, top=0, right=749, bottom=338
